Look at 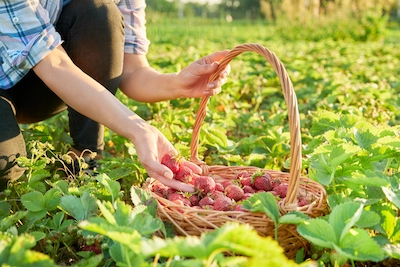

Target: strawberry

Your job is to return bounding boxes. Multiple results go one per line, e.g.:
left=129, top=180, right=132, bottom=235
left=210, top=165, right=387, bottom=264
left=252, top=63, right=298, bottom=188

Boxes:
left=151, top=183, right=168, bottom=197
left=242, top=192, right=254, bottom=200
left=175, top=165, right=193, bottom=183
left=243, top=185, right=255, bottom=194
left=168, top=192, right=191, bottom=206
left=240, top=176, right=252, bottom=187
left=225, top=184, right=244, bottom=201
left=210, top=190, right=224, bottom=200
left=164, top=187, right=177, bottom=198
left=214, top=196, right=233, bottom=211
left=275, top=183, right=288, bottom=198
left=189, top=194, right=200, bottom=206
left=215, top=182, right=225, bottom=192
left=236, top=170, right=251, bottom=179
left=194, top=176, right=216, bottom=196
left=252, top=171, right=272, bottom=191
left=298, top=197, right=309, bottom=207
left=199, top=196, right=215, bottom=208
left=161, top=153, right=181, bottom=174
left=271, top=177, right=282, bottom=189
left=82, top=244, right=102, bottom=254
left=233, top=204, right=247, bottom=211
left=221, top=180, right=234, bottom=189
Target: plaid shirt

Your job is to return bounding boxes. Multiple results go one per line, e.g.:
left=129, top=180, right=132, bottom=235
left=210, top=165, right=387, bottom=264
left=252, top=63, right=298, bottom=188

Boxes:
left=0, top=0, right=150, bottom=89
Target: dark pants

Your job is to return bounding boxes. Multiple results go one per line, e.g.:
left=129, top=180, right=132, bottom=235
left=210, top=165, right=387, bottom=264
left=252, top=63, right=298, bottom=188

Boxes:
left=0, top=0, right=125, bottom=190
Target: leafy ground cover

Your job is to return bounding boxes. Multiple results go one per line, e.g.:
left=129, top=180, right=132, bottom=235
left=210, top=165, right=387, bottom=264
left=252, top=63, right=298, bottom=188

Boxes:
left=2, top=17, right=400, bottom=266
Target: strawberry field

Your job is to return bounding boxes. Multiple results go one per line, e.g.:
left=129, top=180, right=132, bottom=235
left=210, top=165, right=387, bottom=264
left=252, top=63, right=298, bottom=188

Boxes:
left=2, top=14, right=400, bottom=267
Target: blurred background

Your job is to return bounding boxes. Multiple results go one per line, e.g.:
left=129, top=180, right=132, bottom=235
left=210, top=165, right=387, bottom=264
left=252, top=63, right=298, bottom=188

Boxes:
left=146, top=0, right=400, bottom=22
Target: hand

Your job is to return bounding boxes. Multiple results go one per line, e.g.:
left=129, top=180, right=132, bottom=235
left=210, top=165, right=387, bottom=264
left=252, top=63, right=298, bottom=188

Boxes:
left=131, top=122, right=201, bottom=192
left=176, top=50, right=231, bottom=98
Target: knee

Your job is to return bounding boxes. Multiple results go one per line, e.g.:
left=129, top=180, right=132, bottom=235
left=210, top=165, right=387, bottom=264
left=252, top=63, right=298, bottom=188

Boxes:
left=74, top=0, right=123, bottom=27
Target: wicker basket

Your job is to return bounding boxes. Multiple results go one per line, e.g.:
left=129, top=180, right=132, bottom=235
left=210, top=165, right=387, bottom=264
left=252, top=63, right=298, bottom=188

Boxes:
left=144, top=43, right=327, bottom=259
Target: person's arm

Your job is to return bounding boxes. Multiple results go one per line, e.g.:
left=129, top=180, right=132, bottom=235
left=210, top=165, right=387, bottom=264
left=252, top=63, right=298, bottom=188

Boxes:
left=33, top=45, right=199, bottom=191
left=119, top=52, right=230, bottom=103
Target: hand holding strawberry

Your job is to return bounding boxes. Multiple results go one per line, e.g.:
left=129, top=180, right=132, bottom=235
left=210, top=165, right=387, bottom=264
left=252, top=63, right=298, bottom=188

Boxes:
left=158, top=152, right=202, bottom=192
left=131, top=124, right=201, bottom=192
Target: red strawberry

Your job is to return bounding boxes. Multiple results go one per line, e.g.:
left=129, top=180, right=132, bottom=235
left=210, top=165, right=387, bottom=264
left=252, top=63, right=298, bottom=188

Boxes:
left=151, top=183, right=168, bottom=197
left=199, top=196, right=215, bottom=208
left=221, top=180, right=234, bottom=189
left=252, top=171, right=272, bottom=191
left=243, top=185, right=255, bottom=194
left=175, top=165, right=193, bottom=183
left=82, top=244, right=102, bottom=254
left=215, top=182, right=225, bottom=192
left=225, top=184, right=244, bottom=201
left=165, top=187, right=177, bottom=198
left=161, top=153, right=181, bottom=174
left=242, top=192, right=253, bottom=200
left=236, top=170, right=251, bottom=179
left=214, top=196, right=233, bottom=211
left=275, top=183, right=288, bottom=198
left=194, top=176, right=216, bottom=196
left=168, top=192, right=191, bottom=206
left=271, top=177, right=282, bottom=189
left=240, top=176, right=252, bottom=187
left=189, top=194, right=200, bottom=206
left=210, top=190, right=224, bottom=200
left=233, top=204, right=247, bottom=211
left=298, top=197, right=308, bottom=207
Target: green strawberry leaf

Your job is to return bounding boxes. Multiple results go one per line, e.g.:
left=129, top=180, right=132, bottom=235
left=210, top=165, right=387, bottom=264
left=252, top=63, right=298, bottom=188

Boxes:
left=243, top=192, right=280, bottom=224
left=96, top=174, right=121, bottom=203
left=279, top=212, right=310, bottom=225
left=44, top=188, right=61, bottom=211
left=21, top=191, right=45, bottom=212
left=59, top=191, right=98, bottom=221
left=29, top=169, right=51, bottom=184
left=130, top=186, right=158, bottom=217
left=353, top=127, right=379, bottom=149
left=297, top=219, right=337, bottom=249
left=382, top=186, right=400, bottom=209
left=328, top=202, right=364, bottom=242
left=335, top=228, right=384, bottom=262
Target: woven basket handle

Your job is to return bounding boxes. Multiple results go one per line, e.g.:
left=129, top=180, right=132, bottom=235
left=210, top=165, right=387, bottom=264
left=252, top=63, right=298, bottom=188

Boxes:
left=189, top=43, right=302, bottom=204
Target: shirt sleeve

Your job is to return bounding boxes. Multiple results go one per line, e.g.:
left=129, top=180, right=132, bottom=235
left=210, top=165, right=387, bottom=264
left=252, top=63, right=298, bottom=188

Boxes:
left=0, top=0, right=63, bottom=89
left=117, top=0, right=151, bottom=55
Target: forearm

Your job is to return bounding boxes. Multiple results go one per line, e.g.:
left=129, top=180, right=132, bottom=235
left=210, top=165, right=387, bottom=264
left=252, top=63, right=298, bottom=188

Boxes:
left=120, top=51, right=229, bottom=103
left=33, top=46, right=144, bottom=142
left=121, top=67, right=180, bottom=102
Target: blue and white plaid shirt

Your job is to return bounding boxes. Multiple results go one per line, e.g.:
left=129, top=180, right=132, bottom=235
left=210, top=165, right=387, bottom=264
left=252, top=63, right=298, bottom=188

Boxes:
left=0, top=0, right=150, bottom=89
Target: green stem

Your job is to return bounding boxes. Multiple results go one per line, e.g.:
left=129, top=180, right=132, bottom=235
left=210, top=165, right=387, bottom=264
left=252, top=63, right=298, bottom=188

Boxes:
left=206, top=248, right=227, bottom=267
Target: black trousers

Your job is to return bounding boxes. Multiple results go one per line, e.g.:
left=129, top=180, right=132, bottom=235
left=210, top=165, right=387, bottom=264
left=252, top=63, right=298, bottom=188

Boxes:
left=0, top=0, right=125, bottom=190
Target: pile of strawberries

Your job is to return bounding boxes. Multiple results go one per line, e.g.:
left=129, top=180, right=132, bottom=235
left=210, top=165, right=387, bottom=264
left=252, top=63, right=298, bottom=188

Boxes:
left=151, top=153, right=309, bottom=211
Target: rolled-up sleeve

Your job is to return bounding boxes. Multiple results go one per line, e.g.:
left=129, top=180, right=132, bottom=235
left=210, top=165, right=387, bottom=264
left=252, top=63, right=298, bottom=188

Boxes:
left=0, top=0, right=63, bottom=89
left=118, top=0, right=150, bottom=55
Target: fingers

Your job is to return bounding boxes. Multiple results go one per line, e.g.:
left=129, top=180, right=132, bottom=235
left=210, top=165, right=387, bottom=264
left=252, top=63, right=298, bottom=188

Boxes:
left=182, top=160, right=202, bottom=174
left=153, top=174, right=195, bottom=192
left=205, top=63, right=230, bottom=96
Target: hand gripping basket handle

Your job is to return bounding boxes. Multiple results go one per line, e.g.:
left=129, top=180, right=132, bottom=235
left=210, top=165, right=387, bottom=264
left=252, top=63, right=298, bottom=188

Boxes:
left=189, top=43, right=302, bottom=205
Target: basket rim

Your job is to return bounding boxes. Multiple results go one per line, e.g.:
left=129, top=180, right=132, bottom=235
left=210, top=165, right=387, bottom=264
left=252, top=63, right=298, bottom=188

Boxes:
left=189, top=43, right=302, bottom=204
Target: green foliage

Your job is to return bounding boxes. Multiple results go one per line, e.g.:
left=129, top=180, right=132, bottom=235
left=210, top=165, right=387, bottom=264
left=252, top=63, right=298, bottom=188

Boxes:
left=3, top=16, right=400, bottom=266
